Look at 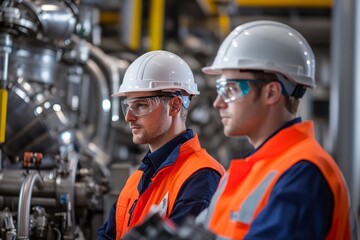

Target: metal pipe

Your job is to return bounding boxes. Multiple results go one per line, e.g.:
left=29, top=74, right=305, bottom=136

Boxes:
left=73, top=34, right=122, bottom=134
left=17, top=172, right=44, bottom=240
left=88, top=44, right=122, bottom=125
left=0, top=170, right=55, bottom=197
left=0, top=33, right=12, bottom=85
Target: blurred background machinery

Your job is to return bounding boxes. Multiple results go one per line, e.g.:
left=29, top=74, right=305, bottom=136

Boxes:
left=0, top=0, right=359, bottom=239
left=0, top=0, right=134, bottom=239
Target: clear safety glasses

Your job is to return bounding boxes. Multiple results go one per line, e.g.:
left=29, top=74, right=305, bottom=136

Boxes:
left=216, top=78, right=267, bottom=103
left=121, top=95, right=174, bottom=117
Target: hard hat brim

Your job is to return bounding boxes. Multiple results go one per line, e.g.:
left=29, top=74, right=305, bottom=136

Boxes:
left=111, top=92, right=125, bottom=97
left=202, top=66, right=223, bottom=75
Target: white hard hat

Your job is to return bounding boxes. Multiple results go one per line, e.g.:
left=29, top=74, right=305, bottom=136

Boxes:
left=202, top=20, right=316, bottom=88
left=112, top=50, right=199, bottom=97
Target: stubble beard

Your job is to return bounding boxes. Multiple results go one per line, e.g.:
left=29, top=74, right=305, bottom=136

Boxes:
left=132, top=107, right=169, bottom=146
left=132, top=131, right=149, bottom=145
left=132, top=122, right=168, bottom=146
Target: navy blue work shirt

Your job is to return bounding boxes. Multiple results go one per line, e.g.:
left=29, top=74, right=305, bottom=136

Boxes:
left=244, top=118, right=334, bottom=239
left=97, top=129, right=221, bottom=240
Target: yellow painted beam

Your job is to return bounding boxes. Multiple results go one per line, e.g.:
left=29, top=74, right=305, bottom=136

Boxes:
left=235, top=0, right=332, bottom=7
left=121, top=0, right=142, bottom=51
left=197, top=0, right=217, bottom=15
left=0, top=89, right=8, bottom=143
left=100, top=11, right=120, bottom=25
left=130, top=0, right=142, bottom=50
left=129, top=0, right=142, bottom=50
left=218, top=14, right=231, bottom=38
left=149, top=0, right=165, bottom=51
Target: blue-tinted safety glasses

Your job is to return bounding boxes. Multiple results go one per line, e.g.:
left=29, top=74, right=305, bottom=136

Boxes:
left=216, top=78, right=266, bottom=103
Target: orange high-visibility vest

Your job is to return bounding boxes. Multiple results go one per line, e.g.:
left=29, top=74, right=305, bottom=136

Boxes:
left=115, top=135, right=224, bottom=239
left=206, top=122, right=353, bottom=240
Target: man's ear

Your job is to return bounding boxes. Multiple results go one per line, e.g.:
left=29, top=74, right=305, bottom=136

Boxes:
left=169, top=97, right=182, bottom=115
left=263, top=81, right=282, bottom=105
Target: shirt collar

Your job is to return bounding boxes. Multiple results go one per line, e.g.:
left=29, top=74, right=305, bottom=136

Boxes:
left=244, top=117, right=302, bottom=157
left=139, top=129, right=194, bottom=171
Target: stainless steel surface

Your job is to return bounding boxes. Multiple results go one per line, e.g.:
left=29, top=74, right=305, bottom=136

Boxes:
left=2, top=78, right=77, bottom=160
left=0, top=34, right=11, bottom=85
left=0, top=1, right=118, bottom=238
left=8, top=45, right=60, bottom=84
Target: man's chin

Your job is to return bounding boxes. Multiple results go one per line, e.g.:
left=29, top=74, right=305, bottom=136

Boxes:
left=223, top=128, right=239, bottom=137
left=132, top=137, right=146, bottom=145
left=223, top=125, right=232, bottom=135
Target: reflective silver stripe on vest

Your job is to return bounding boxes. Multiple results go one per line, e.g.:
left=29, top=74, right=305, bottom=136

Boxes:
left=215, top=236, right=232, bottom=240
left=205, top=173, right=229, bottom=227
left=231, top=171, right=277, bottom=223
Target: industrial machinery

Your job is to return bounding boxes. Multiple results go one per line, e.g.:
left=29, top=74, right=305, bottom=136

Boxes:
left=0, top=0, right=139, bottom=239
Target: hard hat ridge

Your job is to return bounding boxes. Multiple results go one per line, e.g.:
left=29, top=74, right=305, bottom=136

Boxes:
left=202, top=20, right=316, bottom=89
left=112, top=50, right=200, bottom=97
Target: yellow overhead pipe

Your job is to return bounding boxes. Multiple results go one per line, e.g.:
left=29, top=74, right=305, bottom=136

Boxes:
left=149, top=0, right=165, bottom=51
left=196, top=0, right=218, bottom=15
left=100, top=11, right=120, bottom=25
left=234, top=0, right=332, bottom=7
left=129, top=0, right=142, bottom=50
left=121, top=0, right=142, bottom=51
left=218, top=14, right=231, bottom=38
left=0, top=89, right=8, bottom=143
left=201, top=0, right=231, bottom=38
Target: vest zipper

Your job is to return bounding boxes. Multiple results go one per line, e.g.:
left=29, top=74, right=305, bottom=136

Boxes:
left=127, top=199, right=138, bottom=226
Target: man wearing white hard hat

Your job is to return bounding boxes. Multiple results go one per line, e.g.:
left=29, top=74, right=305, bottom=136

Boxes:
left=98, top=50, right=224, bottom=239
left=200, top=20, right=356, bottom=239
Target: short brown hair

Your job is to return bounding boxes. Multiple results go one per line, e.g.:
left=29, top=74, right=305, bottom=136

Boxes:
left=247, top=70, right=300, bottom=114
